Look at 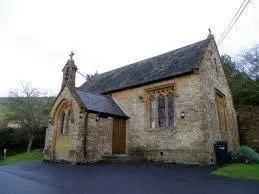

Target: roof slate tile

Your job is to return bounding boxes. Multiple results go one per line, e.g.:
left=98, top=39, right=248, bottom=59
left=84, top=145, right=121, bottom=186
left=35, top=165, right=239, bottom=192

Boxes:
left=76, top=89, right=128, bottom=118
left=79, top=38, right=208, bottom=94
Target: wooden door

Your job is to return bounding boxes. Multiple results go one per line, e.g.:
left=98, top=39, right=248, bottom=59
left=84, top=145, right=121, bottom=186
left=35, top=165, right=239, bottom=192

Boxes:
left=112, top=119, right=126, bottom=154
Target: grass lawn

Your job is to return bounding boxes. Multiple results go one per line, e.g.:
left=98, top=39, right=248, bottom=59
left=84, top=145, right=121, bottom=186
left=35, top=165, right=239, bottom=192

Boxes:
left=212, top=163, right=259, bottom=181
left=0, top=150, right=43, bottom=166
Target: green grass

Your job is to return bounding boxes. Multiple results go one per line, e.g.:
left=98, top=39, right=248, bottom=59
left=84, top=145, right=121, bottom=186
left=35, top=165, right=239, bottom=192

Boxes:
left=212, top=163, right=259, bottom=181
left=0, top=150, right=43, bottom=166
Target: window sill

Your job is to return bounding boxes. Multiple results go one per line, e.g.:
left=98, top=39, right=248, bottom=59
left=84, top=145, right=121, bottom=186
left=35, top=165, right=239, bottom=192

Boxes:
left=146, top=127, right=174, bottom=131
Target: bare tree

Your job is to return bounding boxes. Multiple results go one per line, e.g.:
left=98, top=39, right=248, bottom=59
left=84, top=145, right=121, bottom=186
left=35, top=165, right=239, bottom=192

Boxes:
left=237, top=45, right=259, bottom=81
left=5, top=83, right=53, bottom=152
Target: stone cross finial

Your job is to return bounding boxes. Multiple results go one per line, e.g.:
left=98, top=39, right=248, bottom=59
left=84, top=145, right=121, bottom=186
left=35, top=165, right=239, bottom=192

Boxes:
left=207, top=28, right=214, bottom=39
left=69, top=51, right=74, bottom=60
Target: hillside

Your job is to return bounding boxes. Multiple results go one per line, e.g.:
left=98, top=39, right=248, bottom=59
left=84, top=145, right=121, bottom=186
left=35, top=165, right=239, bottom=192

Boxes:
left=0, top=97, right=55, bottom=124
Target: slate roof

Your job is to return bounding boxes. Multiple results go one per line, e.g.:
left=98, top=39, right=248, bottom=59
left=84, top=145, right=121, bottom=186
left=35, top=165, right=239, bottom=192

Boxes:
left=75, top=89, right=128, bottom=118
left=79, top=38, right=209, bottom=94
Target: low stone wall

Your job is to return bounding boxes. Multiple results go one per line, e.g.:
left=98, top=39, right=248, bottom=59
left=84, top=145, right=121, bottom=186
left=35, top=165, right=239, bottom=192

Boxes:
left=236, top=105, right=259, bottom=152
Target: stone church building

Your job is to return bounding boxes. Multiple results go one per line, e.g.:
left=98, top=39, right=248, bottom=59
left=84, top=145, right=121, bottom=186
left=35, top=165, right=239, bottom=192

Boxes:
left=44, top=34, right=239, bottom=164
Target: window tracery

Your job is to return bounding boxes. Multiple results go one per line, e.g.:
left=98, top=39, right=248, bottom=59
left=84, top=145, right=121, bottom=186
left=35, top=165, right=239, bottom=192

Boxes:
left=145, top=83, right=175, bottom=129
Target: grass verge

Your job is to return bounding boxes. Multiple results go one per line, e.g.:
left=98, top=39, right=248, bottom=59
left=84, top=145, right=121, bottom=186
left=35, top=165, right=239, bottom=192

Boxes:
left=0, top=149, right=43, bottom=166
left=212, top=163, right=259, bottom=181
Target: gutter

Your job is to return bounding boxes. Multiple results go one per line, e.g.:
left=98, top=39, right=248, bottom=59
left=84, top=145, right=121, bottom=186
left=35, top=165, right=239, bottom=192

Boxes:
left=102, top=70, right=197, bottom=95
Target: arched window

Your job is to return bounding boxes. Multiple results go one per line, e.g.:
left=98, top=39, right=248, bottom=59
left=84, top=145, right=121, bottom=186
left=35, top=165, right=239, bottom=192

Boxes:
left=64, top=110, right=71, bottom=134
left=59, top=109, right=71, bottom=135
left=54, top=99, right=72, bottom=136
left=60, top=112, right=66, bottom=135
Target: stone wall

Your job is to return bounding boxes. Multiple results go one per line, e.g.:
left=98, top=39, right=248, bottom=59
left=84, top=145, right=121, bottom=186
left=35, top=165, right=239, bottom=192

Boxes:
left=44, top=87, right=113, bottom=163
left=236, top=105, right=259, bottom=151
left=109, top=37, right=239, bottom=164
left=199, top=36, right=239, bottom=163
left=44, top=37, right=239, bottom=165
left=111, top=74, right=210, bottom=164
left=86, top=113, right=113, bottom=162
left=44, top=86, right=86, bottom=163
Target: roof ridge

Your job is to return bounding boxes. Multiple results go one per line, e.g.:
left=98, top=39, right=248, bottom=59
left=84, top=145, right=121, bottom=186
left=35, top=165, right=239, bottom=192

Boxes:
left=87, top=38, right=208, bottom=80
left=79, top=37, right=209, bottom=93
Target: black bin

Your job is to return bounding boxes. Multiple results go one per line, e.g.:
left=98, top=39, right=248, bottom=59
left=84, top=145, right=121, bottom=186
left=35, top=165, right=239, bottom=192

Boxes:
left=215, top=141, right=229, bottom=164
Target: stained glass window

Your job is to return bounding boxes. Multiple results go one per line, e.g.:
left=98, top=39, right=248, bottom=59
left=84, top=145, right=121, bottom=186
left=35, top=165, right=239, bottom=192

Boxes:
left=150, top=97, right=156, bottom=128
left=146, top=84, right=174, bottom=129
left=168, top=95, right=174, bottom=128
left=158, top=96, right=166, bottom=127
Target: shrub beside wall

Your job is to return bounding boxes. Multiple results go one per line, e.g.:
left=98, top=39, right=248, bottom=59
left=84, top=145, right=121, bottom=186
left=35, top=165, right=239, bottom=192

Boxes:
left=231, top=146, right=259, bottom=163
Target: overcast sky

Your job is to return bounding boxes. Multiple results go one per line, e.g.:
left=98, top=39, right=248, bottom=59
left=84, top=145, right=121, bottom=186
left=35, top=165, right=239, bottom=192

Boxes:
left=0, top=0, right=258, bottom=96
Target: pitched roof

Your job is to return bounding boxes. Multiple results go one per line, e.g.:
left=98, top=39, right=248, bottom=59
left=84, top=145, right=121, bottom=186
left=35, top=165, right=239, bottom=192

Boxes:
left=75, top=89, right=128, bottom=118
left=79, top=38, right=210, bottom=94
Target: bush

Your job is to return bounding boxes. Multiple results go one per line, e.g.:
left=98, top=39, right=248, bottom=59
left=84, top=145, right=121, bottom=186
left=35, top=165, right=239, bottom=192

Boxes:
left=0, top=127, right=45, bottom=156
left=231, top=146, right=259, bottom=163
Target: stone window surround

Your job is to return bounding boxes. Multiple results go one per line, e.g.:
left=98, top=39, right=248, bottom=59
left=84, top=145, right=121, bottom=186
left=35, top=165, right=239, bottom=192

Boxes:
left=53, top=99, right=73, bottom=137
left=144, top=83, right=175, bottom=130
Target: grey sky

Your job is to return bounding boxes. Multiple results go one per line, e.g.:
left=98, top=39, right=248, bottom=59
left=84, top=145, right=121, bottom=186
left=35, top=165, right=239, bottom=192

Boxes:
left=0, top=0, right=258, bottom=96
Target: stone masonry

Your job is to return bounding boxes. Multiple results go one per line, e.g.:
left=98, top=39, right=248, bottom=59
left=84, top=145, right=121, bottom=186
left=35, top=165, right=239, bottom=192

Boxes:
left=44, top=35, right=239, bottom=165
left=85, top=113, right=113, bottom=162
left=109, top=36, right=239, bottom=164
left=199, top=37, right=239, bottom=162
left=44, top=86, right=86, bottom=163
left=111, top=73, right=210, bottom=164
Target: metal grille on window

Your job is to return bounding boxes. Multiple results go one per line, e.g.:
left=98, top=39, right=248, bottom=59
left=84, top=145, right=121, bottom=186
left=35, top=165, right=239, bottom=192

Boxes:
left=158, top=96, right=166, bottom=127
left=168, top=95, right=174, bottom=128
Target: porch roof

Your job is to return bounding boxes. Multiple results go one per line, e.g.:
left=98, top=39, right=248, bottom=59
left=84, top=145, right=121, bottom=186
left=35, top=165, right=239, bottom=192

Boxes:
left=75, top=89, right=128, bottom=118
